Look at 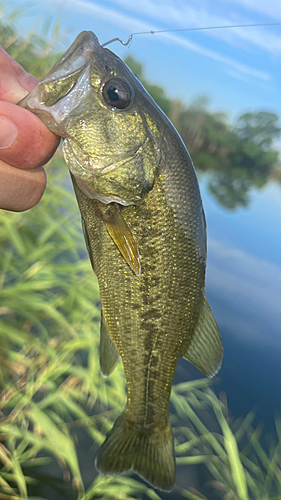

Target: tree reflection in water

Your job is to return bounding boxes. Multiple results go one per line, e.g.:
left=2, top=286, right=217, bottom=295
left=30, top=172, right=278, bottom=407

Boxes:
left=125, top=56, right=281, bottom=211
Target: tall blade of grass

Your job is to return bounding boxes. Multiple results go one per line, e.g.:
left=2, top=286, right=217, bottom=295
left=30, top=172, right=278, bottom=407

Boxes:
left=212, top=401, right=249, bottom=500
left=8, top=452, right=28, bottom=499
left=181, top=488, right=209, bottom=500
left=176, top=455, right=207, bottom=465
left=234, top=412, right=255, bottom=443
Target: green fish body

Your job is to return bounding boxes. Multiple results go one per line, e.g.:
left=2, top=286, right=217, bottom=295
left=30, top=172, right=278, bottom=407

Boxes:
left=20, top=31, right=223, bottom=491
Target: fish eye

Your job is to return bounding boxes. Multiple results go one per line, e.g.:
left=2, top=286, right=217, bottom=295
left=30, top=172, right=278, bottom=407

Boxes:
left=102, top=78, right=132, bottom=110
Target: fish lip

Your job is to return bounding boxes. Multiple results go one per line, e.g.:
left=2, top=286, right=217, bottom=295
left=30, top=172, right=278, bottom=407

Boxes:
left=18, top=31, right=102, bottom=128
left=44, top=31, right=100, bottom=81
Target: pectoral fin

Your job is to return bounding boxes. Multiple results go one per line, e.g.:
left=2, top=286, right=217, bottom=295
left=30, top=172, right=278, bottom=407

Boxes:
left=100, top=312, right=120, bottom=377
left=182, top=297, right=223, bottom=377
left=100, top=204, right=141, bottom=278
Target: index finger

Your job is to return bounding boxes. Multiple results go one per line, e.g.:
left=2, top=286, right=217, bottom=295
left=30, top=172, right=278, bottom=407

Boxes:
left=0, top=48, right=60, bottom=169
left=0, top=46, right=38, bottom=103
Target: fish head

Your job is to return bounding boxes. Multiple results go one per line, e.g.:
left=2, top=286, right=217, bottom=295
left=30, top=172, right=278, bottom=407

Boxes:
left=20, top=31, right=162, bottom=205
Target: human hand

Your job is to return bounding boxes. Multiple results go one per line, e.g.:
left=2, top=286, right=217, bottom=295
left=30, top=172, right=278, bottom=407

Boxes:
left=0, top=47, right=60, bottom=211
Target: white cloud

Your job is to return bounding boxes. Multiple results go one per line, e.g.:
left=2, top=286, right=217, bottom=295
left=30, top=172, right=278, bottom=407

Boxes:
left=162, top=31, right=269, bottom=80
left=207, top=239, right=281, bottom=346
left=223, top=0, right=281, bottom=20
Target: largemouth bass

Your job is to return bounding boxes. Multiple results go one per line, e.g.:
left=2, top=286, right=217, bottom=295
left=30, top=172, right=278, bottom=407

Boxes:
left=20, top=31, right=223, bottom=491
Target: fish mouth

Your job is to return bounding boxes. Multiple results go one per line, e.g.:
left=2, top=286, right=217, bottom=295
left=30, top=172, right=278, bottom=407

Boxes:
left=43, top=31, right=100, bottom=81
left=18, top=31, right=102, bottom=132
left=18, top=65, right=94, bottom=134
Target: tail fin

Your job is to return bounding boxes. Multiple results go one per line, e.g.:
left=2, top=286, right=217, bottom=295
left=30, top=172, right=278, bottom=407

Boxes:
left=96, top=413, right=176, bottom=491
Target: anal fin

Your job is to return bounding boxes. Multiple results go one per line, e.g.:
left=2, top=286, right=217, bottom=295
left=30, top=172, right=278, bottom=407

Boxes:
left=182, top=296, right=223, bottom=377
left=100, top=312, right=120, bottom=377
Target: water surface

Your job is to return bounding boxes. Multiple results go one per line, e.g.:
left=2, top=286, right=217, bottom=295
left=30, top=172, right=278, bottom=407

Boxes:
left=201, top=176, right=281, bottom=428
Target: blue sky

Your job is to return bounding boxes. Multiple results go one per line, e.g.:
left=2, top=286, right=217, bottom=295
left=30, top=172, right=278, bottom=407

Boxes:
left=5, top=0, right=281, bottom=125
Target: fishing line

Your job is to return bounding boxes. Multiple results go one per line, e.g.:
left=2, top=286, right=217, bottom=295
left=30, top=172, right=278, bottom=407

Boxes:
left=101, top=22, right=281, bottom=47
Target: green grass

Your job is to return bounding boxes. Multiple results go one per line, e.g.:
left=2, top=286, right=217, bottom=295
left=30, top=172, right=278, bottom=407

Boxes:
left=172, top=384, right=281, bottom=500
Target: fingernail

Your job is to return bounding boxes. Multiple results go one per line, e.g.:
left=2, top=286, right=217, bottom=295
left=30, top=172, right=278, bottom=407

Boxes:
left=0, top=116, right=18, bottom=149
left=19, top=72, right=38, bottom=92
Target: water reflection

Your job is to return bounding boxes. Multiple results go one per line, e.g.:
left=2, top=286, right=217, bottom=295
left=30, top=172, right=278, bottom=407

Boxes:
left=208, top=173, right=252, bottom=209
left=208, top=238, right=281, bottom=342
left=125, top=58, right=280, bottom=214
left=201, top=177, right=281, bottom=427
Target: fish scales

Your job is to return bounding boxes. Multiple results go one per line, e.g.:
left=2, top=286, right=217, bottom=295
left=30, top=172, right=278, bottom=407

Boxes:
left=19, top=30, right=223, bottom=491
left=73, top=136, right=205, bottom=446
